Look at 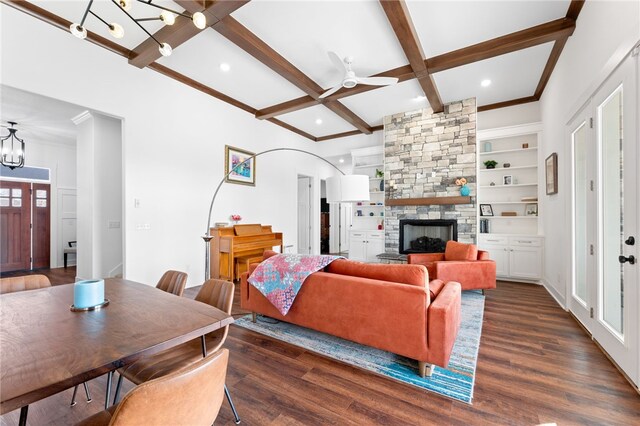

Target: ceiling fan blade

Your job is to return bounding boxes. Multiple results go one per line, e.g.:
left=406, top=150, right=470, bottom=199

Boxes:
left=319, top=84, right=343, bottom=99
left=327, top=51, right=346, bottom=73
left=356, top=76, right=399, bottom=86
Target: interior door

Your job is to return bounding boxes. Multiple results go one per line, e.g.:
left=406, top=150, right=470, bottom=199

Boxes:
left=32, top=183, right=51, bottom=269
left=297, top=176, right=311, bottom=254
left=0, top=181, right=31, bottom=272
left=591, top=54, right=638, bottom=385
left=570, top=52, right=638, bottom=385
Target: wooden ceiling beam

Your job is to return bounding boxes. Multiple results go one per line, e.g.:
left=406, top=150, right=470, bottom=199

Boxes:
left=211, top=16, right=373, bottom=134
left=534, top=0, right=585, bottom=99
left=426, top=18, right=576, bottom=73
left=266, top=118, right=316, bottom=141
left=129, top=1, right=250, bottom=69
left=315, top=125, right=384, bottom=143
left=477, top=96, right=539, bottom=113
left=255, top=65, right=415, bottom=120
left=380, top=0, right=443, bottom=113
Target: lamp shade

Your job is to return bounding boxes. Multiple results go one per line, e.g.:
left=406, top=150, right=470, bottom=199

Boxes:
left=326, top=175, right=370, bottom=203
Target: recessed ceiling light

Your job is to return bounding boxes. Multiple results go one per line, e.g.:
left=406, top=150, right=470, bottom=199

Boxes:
left=339, top=158, right=344, bottom=163
left=481, top=79, right=492, bottom=87
left=315, top=118, right=323, bottom=125
left=414, top=95, right=427, bottom=102
left=219, top=63, right=231, bottom=72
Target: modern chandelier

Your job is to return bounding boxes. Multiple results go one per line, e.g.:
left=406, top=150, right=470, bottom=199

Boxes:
left=69, top=0, right=207, bottom=57
left=1, top=122, right=26, bottom=170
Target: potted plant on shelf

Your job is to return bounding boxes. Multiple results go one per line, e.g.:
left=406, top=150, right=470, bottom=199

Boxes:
left=483, top=160, right=498, bottom=169
left=375, top=169, right=384, bottom=191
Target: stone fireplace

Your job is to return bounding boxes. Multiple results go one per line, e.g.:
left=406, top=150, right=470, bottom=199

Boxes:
left=383, top=98, right=477, bottom=254
left=399, top=219, right=457, bottom=254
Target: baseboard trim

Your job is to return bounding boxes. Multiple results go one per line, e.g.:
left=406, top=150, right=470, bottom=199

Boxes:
left=542, top=278, right=567, bottom=310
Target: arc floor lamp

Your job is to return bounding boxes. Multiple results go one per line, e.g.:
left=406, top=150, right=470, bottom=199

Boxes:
left=203, top=147, right=370, bottom=280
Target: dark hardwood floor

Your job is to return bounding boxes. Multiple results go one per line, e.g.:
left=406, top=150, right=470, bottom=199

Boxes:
left=1, top=268, right=638, bottom=425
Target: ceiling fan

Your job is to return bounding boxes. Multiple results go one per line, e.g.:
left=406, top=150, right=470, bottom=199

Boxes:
left=319, top=52, right=399, bottom=99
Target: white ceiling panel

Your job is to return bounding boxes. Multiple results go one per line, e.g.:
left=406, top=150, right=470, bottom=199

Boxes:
left=34, top=0, right=186, bottom=50
left=407, top=0, right=569, bottom=57
left=1, top=85, right=85, bottom=146
left=434, top=42, right=554, bottom=107
left=277, top=104, right=358, bottom=138
left=232, top=0, right=408, bottom=90
left=340, top=79, right=427, bottom=126
left=157, top=29, right=307, bottom=109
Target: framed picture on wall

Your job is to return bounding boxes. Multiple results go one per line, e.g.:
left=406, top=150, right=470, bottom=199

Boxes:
left=546, top=152, right=558, bottom=195
left=225, top=145, right=256, bottom=186
left=480, top=204, right=494, bottom=216
left=503, top=175, right=513, bottom=186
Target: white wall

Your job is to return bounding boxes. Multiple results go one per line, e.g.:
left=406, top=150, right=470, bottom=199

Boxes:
left=539, top=0, right=640, bottom=306
left=0, top=5, right=341, bottom=287
left=478, top=102, right=540, bottom=130
left=18, top=137, right=77, bottom=267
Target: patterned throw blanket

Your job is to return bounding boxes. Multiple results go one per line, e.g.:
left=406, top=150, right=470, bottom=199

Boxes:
left=248, top=254, right=343, bottom=315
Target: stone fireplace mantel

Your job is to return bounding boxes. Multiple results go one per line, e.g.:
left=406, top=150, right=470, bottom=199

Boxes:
left=385, top=196, right=472, bottom=206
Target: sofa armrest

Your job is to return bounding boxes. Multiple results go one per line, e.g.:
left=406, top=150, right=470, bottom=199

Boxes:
left=407, top=253, right=444, bottom=264
left=427, top=281, right=461, bottom=367
left=434, top=260, right=496, bottom=290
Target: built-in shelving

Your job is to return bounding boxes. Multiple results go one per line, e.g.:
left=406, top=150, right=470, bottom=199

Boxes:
left=477, top=123, right=542, bottom=236
left=479, top=147, right=538, bottom=156
left=351, top=146, right=385, bottom=233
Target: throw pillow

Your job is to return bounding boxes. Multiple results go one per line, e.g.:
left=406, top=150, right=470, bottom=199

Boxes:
left=444, top=241, right=478, bottom=261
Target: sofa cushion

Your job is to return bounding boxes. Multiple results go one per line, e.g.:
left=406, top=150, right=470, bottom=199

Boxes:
left=326, top=259, right=427, bottom=287
left=428, top=279, right=446, bottom=300
left=444, top=241, right=478, bottom=261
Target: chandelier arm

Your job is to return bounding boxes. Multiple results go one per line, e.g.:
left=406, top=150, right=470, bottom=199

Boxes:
left=135, top=0, right=192, bottom=19
left=88, top=10, right=112, bottom=29
left=111, top=0, right=162, bottom=46
left=79, top=0, right=94, bottom=27
left=204, top=147, right=345, bottom=235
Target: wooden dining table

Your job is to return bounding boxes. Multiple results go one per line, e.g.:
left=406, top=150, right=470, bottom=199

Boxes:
left=0, top=278, right=233, bottom=425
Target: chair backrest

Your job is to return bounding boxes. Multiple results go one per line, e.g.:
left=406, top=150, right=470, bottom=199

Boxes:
left=0, top=275, right=51, bottom=294
left=109, top=349, right=229, bottom=426
left=195, top=279, right=235, bottom=352
left=156, top=270, right=188, bottom=297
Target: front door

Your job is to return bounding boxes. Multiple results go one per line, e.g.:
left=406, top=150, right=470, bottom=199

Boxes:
left=570, top=52, right=638, bottom=385
left=0, top=181, right=31, bottom=272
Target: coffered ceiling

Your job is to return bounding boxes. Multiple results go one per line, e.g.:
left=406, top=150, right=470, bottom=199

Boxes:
left=1, top=0, right=585, bottom=142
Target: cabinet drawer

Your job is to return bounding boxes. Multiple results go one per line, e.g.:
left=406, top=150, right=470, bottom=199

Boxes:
left=479, top=235, right=508, bottom=245
left=367, top=232, right=384, bottom=240
left=350, top=232, right=366, bottom=238
left=509, top=237, right=542, bottom=247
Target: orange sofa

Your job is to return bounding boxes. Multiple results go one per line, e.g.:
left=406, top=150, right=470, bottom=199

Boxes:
left=241, top=251, right=461, bottom=377
left=407, top=241, right=496, bottom=291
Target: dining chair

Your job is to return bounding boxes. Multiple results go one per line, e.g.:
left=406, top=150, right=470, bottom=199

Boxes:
left=76, top=349, right=229, bottom=426
left=0, top=274, right=51, bottom=294
left=112, top=279, right=240, bottom=423
left=156, top=270, right=188, bottom=296
left=69, top=269, right=189, bottom=406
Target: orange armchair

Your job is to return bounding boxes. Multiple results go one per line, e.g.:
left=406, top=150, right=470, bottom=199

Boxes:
left=407, top=241, right=496, bottom=291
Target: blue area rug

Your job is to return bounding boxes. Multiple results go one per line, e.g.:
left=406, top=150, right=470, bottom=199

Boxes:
left=234, top=291, right=485, bottom=404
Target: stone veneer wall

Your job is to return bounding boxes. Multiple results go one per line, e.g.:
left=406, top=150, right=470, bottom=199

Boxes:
left=383, top=98, right=477, bottom=253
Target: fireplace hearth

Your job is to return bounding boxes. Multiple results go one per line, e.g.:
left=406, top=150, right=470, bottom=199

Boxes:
left=399, top=219, right=457, bottom=254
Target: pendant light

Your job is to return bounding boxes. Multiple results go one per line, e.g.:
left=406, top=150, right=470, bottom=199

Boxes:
left=1, top=122, right=26, bottom=170
left=69, top=0, right=208, bottom=57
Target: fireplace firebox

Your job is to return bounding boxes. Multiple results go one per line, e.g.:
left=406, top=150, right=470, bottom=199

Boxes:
left=399, top=219, right=457, bottom=254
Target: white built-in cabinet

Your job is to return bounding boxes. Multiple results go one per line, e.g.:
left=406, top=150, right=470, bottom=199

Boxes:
left=478, top=234, right=543, bottom=280
left=349, top=230, right=384, bottom=262
left=477, top=123, right=544, bottom=282
left=348, top=146, right=385, bottom=262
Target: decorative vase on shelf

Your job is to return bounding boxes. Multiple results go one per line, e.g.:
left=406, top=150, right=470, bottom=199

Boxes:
left=483, top=142, right=492, bottom=153
left=460, top=184, right=470, bottom=196
left=379, top=180, right=384, bottom=191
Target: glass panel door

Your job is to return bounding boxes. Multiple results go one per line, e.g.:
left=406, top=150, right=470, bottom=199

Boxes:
left=572, top=122, right=588, bottom=306
left=599, top=86, right=624, bottom=336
